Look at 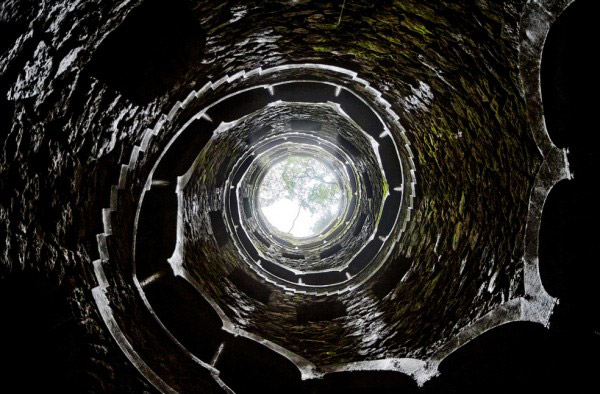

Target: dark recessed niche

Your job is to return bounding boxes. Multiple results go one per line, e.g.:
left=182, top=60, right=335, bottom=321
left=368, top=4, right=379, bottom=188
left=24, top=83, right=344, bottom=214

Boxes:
left=296, top=300, right=346, bottom=324
left=301, top=270, right=347, bottom=286
left=337, top=135, right=360, bottom=157
left=274, top=81, right=336, bottom=103
left=216, top=336, right=301, bottom=394
left=539, top=180, right=572, bottom=298
left=539, top=175, right=596, bottom=303
left=282, top=252, right=305, bottom=260
left=243, top=198, right=252, bottom=218
left=232, top=155, right=254, bottom=184
left=253, top=231, right=271, bottom=247
left=237, top=228, right=260, bottom=260
left=319, top=243, right=342, bottom=259
left=208, top=87, right=273, bottom=124
left=338, top=89, right=384, bottom=138
left=541, top=0, right=593, bottom=150
left=135, top=187, right=178, bottom=279
left=143, top=275, right=225, bottom=362
left=209, top=210, right=229, bottom=247
left=260, top=259, right=297, bottom=282
left=228, top=268, right=272, bottom=304
left=290, top=119, right=322, bottom=131
left=153, top=117, right=213, bottom=180
left=377, top=192, right=402, bottom=236
left=228, top=191, right=240, bottom=224
left=87, top=0, right=205, bottom=104
left=246, top=125, right=272, bottom=146
left=539, top=0, right=597, bottom=303
left=378, top=138, right=403, bottom=188
left=348, top=238, right=383, bottom=275
left=353, top=213, right=367, bottom=236
left=372, top=254, right=412, bottom=299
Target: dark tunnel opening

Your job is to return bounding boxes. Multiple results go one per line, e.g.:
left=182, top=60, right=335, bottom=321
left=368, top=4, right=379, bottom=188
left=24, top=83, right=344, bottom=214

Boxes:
left=1, top=0, right=598, bottom=393
left=539, top=0, right=599, bottom=330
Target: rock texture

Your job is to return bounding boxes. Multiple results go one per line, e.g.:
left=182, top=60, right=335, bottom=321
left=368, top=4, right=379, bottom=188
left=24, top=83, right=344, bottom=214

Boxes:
left=1, top=0, right=596, bottom=392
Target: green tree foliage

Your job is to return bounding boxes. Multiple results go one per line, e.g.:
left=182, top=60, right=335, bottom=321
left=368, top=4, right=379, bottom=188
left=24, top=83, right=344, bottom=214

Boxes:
left=259, top=155, right=342, bottom=234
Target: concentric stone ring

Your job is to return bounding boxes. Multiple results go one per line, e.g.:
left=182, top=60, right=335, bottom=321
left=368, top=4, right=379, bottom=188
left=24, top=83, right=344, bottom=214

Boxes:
left=93, top=55, right=567, bottom=392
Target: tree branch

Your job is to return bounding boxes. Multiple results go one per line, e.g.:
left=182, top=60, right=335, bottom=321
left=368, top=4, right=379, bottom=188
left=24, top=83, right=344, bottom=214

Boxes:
left=287, top=204, right=302, bottom=233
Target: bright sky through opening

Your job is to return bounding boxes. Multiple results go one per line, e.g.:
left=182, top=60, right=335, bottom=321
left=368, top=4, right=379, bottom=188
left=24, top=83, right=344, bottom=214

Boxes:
left=258, top=155, right=343, bottom=238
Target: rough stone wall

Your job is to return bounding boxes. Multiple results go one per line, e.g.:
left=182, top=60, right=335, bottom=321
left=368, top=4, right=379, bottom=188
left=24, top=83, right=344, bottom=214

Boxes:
left=1, top=0, right=158, bottom=390
left=1, top=0, right=540, bottom=391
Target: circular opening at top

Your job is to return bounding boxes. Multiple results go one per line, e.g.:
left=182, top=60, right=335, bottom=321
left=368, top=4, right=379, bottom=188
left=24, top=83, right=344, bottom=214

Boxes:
left=257, top=155, right=344, bottom=238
